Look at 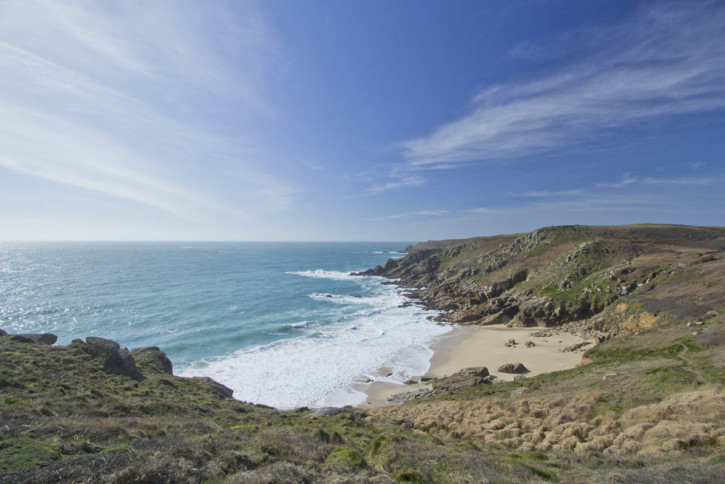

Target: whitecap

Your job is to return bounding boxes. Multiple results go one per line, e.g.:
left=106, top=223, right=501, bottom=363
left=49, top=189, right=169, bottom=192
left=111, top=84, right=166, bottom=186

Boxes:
left=180, top=283, right=451, bottom=410
left=287, top=269, right=373, bottom=281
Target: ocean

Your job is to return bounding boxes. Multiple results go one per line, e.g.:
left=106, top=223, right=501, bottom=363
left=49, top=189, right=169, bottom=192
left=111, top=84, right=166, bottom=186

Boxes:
left=0, top=242, right=451, bottom=409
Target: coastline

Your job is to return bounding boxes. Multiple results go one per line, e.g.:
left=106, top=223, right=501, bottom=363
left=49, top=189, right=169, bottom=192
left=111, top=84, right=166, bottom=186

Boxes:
left=359, top=323, right=590, bottom=408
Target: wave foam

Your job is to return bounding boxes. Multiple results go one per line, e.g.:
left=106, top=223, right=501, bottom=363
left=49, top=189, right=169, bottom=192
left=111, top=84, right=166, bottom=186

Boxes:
left=180, top=283, right=450, bottom=410
left=287, top=269, right=362, bottom=281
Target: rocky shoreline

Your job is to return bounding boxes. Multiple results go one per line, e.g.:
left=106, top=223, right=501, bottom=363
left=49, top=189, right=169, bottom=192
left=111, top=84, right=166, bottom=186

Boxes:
left=2, top=224, right=724, bottom=482
left=355, top=225, right=724, bottom=340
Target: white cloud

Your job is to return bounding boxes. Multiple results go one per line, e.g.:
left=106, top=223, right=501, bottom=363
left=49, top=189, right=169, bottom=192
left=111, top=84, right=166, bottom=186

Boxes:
left=401, top=2, right=725, bottom=168
left=0, top=0, right=289, bottom=225
left=466, top=207, right=499, bottom=214
left=364, top=209, right=450, bottom=222
left=519, top=189, right=585, bottom=198
left=0, top=103, right=225, bottom=218
left=367, top=170, right=425, bottom=194
left=642, top=177, right=714, bottom=186
left=596, top=175, right=639, bottom=189
left=597, top=174, right=717, bottom=188
left=224, top=167, right=299, bottom=213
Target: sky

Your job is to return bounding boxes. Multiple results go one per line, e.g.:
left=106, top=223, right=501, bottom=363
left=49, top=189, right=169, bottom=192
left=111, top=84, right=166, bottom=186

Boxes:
left=1, top=0, right=724, bottom=242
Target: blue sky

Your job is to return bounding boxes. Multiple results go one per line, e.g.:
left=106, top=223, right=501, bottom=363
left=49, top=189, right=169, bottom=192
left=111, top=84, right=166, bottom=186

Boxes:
left=1, top=0, right=724, bottom=241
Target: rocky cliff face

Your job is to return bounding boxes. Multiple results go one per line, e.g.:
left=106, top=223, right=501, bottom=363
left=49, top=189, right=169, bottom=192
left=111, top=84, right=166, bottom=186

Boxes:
left=357, top=225, right=725, bottom=337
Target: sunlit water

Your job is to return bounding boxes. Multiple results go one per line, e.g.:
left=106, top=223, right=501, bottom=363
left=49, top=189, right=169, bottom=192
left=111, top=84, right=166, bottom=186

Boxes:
left=0, top=242, right=451, bottom=409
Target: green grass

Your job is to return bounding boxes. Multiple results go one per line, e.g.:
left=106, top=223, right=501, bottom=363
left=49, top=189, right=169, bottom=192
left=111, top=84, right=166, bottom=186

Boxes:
left=500, top=451, right=560, bottom=482
left=0, top=437, right=62, bottom=474
left=325, top=447, right=366, bottom=470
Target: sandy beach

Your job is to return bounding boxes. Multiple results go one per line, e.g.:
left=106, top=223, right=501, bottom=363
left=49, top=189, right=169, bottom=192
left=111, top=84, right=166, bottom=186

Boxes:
left=359, top=324, right=590, bottom=408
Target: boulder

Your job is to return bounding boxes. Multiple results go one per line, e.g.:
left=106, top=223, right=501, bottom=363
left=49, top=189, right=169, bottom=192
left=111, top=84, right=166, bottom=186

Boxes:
left=563, top=341, right=592, bottom=352
left=131, top=346, right=173, bottom=375
left=7, top=333, right=58, bottom=345
left=433, top=367, right=492, bottom=392
left=504, top=339, right=518, bottom=347
left=21, top=333, right=58, bottom=345
left=498, top=363, right=529, bottom=374
left=84, top=337, right=142, bottom=380
left=9, top=335, right=36, bottom=344
left=192, top=377, right=234, bottom=398
left=525, top=341, right=536, bottom=348
left=0, top=328, right=7, bottom=336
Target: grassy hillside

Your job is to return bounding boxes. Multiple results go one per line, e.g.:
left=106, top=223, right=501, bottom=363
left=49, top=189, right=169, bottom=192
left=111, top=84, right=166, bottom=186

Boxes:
left=2, top=224, right=725, bottom=482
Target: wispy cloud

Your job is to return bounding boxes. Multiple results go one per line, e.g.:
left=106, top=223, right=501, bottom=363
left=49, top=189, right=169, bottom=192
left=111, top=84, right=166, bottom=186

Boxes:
left=401, top=2, right=725, bottom=168
left=224, top=167, right=299, bottom=213
left=642, top=176, right=714, bottom=186
left=597, top=174, right=716, bottom=188
left=519, top=189, right=585, bottom=198
left=366, top=168, right=425, bottom=194
left=596, top=175, right=639, bottom=189
left=0, top=102, right=237, bottom=219
left=0, top=0, right=286, bottom=221
left=364, top=209, right=449, bottom=222
left=466, top=207, right=499, bottom=214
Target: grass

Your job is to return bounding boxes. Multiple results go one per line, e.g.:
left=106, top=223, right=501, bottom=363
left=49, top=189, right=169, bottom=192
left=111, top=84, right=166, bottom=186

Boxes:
left=3, top=224, right=725, bottom=482
left=0, top=437, right=62, bottom=474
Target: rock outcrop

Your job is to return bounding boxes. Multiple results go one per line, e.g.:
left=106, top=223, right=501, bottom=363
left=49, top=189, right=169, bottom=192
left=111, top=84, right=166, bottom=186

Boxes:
left=77, top=336, right=143, bottom=380
left=131, top=346, right=174, bottom=374
left=498, top=363, right=529, bottom=374
left=353, top=225, right=725, bottom=336
left=432, top=367, right=493, bottom=392
left=8, top=333, right=58, bottom=345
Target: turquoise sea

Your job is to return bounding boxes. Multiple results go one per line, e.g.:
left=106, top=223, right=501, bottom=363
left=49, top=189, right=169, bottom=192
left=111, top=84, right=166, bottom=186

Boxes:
left=0, top=242, right=451, bottom=409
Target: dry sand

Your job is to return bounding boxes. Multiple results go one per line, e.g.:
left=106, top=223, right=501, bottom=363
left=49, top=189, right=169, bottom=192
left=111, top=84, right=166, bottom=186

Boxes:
left=360, top=324, right=590, bottom=408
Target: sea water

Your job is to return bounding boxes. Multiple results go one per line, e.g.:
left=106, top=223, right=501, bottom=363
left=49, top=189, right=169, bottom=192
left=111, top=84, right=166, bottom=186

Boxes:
left=0, top=242, right=451, bottom=409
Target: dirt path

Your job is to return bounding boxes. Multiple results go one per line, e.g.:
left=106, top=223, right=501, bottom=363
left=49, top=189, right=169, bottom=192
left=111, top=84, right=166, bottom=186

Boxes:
left=678, top=343, right=707, bottom=384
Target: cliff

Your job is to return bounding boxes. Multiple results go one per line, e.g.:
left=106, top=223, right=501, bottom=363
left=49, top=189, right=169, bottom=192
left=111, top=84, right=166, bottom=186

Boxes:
left=362, top=225, right=725, bottom=470
left=2, top=224, right=725, bottom=482
left=357, top=224, right=725, bottom=337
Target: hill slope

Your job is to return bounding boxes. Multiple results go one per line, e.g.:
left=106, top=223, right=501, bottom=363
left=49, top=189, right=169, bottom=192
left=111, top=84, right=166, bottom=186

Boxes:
left=2, top=224, right=725, bottom=482
left=360, top=224, right=725, bottom=335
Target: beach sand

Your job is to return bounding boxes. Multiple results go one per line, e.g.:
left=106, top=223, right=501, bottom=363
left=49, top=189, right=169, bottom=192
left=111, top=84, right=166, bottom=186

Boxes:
left=359, top=324, right=590, bottom=408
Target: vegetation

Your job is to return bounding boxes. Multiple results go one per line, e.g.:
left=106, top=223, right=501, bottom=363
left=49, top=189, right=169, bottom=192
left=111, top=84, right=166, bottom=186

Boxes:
left=2, top=224, right=725, bottom=482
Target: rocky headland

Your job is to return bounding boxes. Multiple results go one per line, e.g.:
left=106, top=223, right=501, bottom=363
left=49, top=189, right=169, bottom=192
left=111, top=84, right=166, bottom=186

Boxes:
left=357, top=224, right=725, bottom=473
left=2, top=224, right=725, bottom=482
left=356, top=224, right=725, bottom=338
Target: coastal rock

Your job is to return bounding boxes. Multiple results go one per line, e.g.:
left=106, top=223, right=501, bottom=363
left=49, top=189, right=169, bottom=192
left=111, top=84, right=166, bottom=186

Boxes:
left=505, top=339, right=518, bottom=347
left=498, top=363, right=529, bottom=374
left=433, top=367, right=492, bottom=392
left=7, top=333, right=58, bottom=345
left=525, top=341, right=536, bottom=348
left=510, top=296, right=558, bottom=327
left=309, top=407, right=349, bottom=417
left=9, top=335, right=36, bottom=344
left=563, top=341, right=592, bottom=352
left=529, top=330, right=553, bottom=338
left=383, top=258, right=399, bottom=271
left=193, top=376, right=234, bottom=399
left=84, top=336, right=143, bottom=380
left=481, top=311, right=513, bottom=325
left=131, top=346, right=174, bottom=375
left=388, top=388, right=437, bottom=403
